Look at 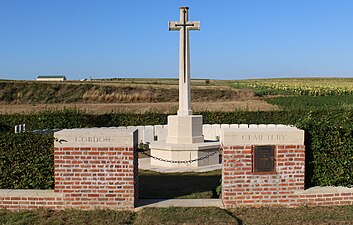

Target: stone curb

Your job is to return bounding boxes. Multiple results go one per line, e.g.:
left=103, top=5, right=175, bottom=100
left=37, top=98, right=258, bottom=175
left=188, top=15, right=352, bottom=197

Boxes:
left=135, top=199, right=224, bottom=211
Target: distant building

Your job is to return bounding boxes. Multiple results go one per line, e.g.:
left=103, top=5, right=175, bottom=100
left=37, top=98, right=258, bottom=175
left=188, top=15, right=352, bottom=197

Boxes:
left=36, top=75, right=67, bottom=81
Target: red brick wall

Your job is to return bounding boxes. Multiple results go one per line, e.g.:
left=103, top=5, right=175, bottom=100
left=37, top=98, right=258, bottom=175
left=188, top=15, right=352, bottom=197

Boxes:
left=297, top=192, right=353, bottom=206
left=0, top=192, right=65, bottom=210
left=222, top=145, right=306, bottom=207
left=222, top=144, right=353, bottom=207
left=54, top=146, right=138, bottom=209
left=0, top=144, right=138, bottom=211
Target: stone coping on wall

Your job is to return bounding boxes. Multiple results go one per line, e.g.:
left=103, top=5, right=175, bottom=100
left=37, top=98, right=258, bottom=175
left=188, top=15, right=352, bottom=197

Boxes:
left=221, top=125, right=304, bottom=146
left=295, top=186, right=353, bottom=194
left=0, top=190, right=62, bottom=198
left=33, top=124, right=300, bottom=144
left=54, top=128, right=138, bottom=148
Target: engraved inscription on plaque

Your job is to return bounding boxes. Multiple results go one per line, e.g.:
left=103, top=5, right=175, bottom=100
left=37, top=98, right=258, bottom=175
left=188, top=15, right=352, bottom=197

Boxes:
left=74, top=136, right=112, bottom=143
left=252, top=145, right=275, bottom=173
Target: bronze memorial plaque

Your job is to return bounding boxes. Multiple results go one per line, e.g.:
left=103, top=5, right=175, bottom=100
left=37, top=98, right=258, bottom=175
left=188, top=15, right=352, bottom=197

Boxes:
left=253, top=145, right=275, bottom=173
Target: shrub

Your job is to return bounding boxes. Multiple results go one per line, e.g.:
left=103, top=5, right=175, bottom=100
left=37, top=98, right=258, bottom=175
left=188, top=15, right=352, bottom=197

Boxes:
left=0, top=109, right=91, bottom=131
left=297, top=109, right=353, bottom=187
left=0, top=109, right=352, bottom=188
left=0, top=132, right=54, bottom=189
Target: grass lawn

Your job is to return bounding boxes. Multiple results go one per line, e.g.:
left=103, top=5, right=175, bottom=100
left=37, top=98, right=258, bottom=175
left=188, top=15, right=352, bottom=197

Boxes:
left=2, top=206, right=353, bottom=224
left=0, top=208, right=136, bottom=225
left=138, top=169, right=221, bottom=199
left=134, top=207, right=237, bottom=225
left=229, top=205, right=353, bottom=225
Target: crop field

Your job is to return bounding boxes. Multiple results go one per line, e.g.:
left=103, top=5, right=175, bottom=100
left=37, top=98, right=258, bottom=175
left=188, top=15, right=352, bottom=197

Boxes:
left=233, top=78, right=353, bottom=96
left=266, top=95, right=353, bottom=110
left=1, top=77, right=352, bottom=114
left=231, top=78, right=353, bottom=110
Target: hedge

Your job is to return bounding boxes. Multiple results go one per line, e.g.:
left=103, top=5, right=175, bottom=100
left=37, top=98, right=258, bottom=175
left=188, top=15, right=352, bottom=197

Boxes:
left=0, top=109, right=352, bottom=188
left=0, top=132, right=54, bottom=189
left=0, top=110, right=310, bottom=131
left=0, top=109, right=91, bottom=131
left=297, top=110, right=353, bottom=187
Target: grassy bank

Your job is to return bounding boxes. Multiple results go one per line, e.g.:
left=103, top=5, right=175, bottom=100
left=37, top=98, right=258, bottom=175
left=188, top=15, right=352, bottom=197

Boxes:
left=0, top=80, right=251, bottom=104
left=2, top=205, right=353, bottom=224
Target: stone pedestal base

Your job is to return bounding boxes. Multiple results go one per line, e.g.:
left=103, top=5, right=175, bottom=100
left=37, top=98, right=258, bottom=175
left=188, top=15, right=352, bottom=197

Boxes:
left=166, top=115, right=204, bottom=144
left=149, top=141, right=220, bottom=168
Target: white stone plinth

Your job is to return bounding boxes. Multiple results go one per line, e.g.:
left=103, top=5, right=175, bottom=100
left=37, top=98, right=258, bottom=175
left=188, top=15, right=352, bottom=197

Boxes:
left=166, top=115, right=204, bottom=144
left=150, top=141, right=220, bottom=168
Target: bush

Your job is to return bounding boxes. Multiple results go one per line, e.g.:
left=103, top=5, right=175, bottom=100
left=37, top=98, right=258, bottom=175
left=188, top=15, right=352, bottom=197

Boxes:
left=297, top=110, right=353, bottom=187
left=0, top=109, right=91, bottom=131
left=0, top=132, right=54, bottom=189
left=0, top=109, right=352, bottom=188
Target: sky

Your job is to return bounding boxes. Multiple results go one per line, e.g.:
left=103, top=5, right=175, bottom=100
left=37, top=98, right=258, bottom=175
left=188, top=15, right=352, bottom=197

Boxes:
left=1, top=0, right=353, bottom=80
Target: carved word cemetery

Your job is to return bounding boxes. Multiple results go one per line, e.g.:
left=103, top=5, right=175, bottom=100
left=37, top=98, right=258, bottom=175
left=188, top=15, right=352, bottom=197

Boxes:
left=1, top=6, right=353, bottom=211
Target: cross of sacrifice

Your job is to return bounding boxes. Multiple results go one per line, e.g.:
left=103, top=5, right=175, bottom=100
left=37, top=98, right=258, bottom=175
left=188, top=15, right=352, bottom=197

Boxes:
left=169, top=7, right=200, bottom=116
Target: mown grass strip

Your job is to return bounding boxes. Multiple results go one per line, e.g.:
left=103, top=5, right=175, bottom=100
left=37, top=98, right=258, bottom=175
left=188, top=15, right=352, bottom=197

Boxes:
left=134, top=207, right=238, bottom=225
left=2, top=206, right=353, bottom=224
left=0, top=209, right=136, bottom=225
left=229, top=205, right=353, bottom=225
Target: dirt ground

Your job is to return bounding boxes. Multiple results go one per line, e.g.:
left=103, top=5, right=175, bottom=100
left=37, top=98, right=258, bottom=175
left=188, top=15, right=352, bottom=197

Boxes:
left=0, top=100, right=277, bottom=114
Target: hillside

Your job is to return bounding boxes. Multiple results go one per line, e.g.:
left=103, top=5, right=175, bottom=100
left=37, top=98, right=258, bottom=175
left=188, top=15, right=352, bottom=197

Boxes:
left=0, top=80, right=255, bottom=104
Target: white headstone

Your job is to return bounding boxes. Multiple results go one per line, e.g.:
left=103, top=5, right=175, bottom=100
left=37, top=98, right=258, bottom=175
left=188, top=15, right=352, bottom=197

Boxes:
left=203, top=124, right=216, bottom=140
left=154, top=125, right=168, bottom=141
left=136, top=126, right=144, bottom=144
left=212, top=124, right=221, bottom=139
left=143, top=126, right=154, bottom=143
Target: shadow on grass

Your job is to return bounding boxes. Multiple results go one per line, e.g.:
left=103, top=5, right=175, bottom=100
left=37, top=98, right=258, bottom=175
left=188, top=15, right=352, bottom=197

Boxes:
left=134, top=207, right=240, bottom=225
left=138, top=169, right=221, bottom=199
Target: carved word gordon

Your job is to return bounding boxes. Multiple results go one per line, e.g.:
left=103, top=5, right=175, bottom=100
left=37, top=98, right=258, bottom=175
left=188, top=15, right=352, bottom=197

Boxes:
left=241, top=134, right=285, bottom=141
left=74, top=136, right=112, bottom=143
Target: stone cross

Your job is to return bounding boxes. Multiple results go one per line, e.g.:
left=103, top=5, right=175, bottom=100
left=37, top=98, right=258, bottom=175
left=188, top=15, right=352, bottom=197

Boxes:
left=169, top=6, right=200, bottom=116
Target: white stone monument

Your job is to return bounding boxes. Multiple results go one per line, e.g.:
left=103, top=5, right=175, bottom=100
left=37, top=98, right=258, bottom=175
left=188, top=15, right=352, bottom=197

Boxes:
left=150, top=7, right=220, bottom=167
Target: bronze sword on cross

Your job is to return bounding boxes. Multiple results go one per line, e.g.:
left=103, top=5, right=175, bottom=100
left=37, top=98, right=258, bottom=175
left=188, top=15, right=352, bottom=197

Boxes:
left=168, top=7, right=200, bottom=83
left=168, top=7, right=200, bottom=116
